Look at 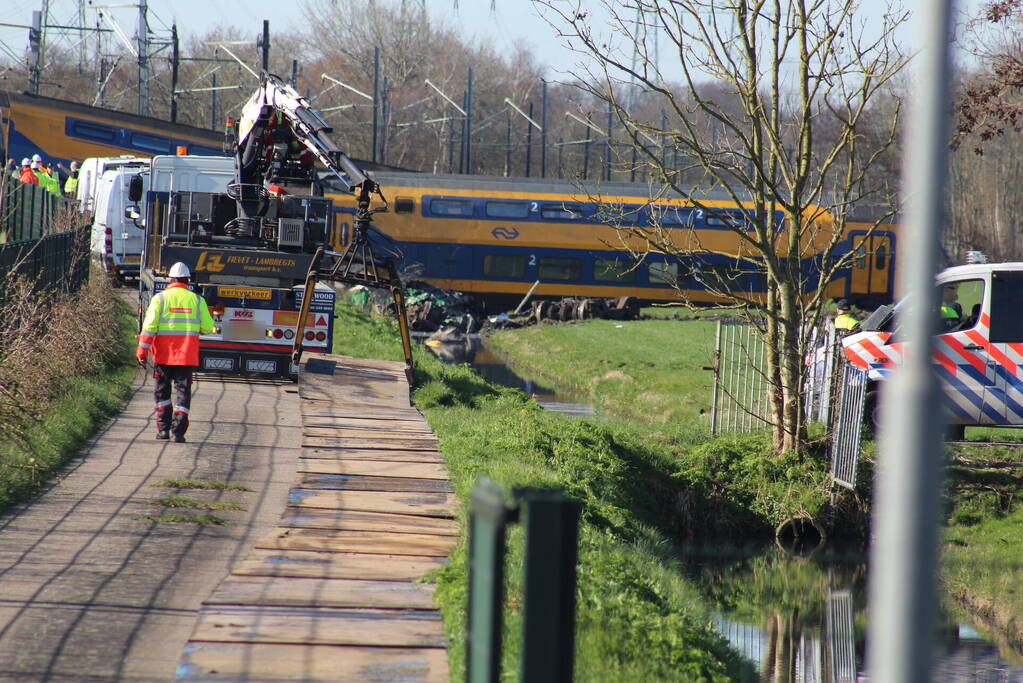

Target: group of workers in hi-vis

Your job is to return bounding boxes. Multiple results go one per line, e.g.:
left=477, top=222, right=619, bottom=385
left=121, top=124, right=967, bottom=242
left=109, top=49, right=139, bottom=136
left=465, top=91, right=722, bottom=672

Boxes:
left=6, top=153, right=79, bottom=197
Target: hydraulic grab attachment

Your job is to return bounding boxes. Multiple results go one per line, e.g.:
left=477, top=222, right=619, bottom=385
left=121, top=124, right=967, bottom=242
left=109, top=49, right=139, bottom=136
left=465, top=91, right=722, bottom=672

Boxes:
left=233, top=74, right=413, bottom=387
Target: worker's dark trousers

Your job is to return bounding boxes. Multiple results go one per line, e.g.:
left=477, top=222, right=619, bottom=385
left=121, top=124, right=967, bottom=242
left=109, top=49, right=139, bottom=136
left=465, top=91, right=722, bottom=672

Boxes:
left=153, top=365, right=194, bottom=437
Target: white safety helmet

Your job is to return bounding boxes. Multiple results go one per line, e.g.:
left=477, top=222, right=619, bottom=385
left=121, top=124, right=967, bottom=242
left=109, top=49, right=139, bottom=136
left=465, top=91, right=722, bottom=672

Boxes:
left=20, top=157, right=29, bottom=166
left=31, top=153, right=42, bottom=162
left=30, top=161, right=40, bottom=169
left=168, top=262, right=191, bottom=278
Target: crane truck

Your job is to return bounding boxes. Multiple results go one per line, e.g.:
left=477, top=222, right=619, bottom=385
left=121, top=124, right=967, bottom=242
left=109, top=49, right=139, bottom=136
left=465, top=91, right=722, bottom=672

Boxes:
left=137, top=73, right=413, bottom=381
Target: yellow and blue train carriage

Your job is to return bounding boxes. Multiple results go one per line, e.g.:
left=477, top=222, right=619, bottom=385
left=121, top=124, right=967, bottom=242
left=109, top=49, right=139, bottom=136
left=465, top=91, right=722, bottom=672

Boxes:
left=0, top=90, right=225, bottom=167
left=326, top=172, right=899, bottom=308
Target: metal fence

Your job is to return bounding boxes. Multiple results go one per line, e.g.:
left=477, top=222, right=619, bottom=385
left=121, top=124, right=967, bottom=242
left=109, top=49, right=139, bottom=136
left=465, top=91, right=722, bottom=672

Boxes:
left=828, top=362, right=868, bottom=489
left=0, top=176, right=65, bottom=243
left=709, top=320, right=771, bottom=435
left=710, top=318, right=867, bottom=489
left=0, top=226, right=90, bottom=307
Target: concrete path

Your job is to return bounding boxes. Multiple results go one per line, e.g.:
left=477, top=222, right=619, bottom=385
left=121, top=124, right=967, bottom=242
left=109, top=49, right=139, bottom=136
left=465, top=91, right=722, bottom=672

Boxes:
left=0, top=372, right=302, bottom=682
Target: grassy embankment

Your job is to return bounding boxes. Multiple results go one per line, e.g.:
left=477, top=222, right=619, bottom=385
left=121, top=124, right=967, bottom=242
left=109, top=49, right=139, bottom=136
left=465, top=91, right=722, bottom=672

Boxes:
left=489, top=314, right=1023, bottom=656
left=0, top=272, right=138, bottom=514
left=331, top=302, right=861, bottom=680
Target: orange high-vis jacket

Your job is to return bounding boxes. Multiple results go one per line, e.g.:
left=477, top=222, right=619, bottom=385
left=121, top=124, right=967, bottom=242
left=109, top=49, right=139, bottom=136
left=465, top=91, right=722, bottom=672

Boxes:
left=136, top=282, right=215, bottom=366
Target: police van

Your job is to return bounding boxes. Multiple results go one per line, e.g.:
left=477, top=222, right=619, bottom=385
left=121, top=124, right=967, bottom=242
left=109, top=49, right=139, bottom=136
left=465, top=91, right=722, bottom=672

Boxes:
left=842, top=262, right=1023, bottom=438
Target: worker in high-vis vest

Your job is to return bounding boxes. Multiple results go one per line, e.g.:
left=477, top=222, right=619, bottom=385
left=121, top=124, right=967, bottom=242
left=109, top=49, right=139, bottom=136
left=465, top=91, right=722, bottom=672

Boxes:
left=63, top=161, right=79, bottom=196
left=136, top=262, right=215, bottom=442
left=940, top=283, right=963, bottom=331
left=833, top=299, right=859, bottom=335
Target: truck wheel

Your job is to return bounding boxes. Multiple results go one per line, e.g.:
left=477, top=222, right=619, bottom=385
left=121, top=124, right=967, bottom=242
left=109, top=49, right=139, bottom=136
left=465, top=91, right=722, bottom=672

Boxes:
left=945, top=424, right=966, bottom=442
left=864, top=390, right=882, bottom=434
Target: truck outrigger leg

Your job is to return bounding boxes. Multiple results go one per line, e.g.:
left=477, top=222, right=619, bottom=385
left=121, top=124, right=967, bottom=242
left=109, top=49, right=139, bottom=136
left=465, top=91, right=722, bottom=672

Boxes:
left=290, top=180, right=414, bottom=390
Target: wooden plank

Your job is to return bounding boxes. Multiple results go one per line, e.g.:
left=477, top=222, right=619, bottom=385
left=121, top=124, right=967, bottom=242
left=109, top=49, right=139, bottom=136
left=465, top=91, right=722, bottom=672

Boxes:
left=301, top=448, right=445, bottom=463
left=298, top=459, right=449, bottom=480
left=298, top=473, right=454, bottom=494
left=300, top=406, right=424, bottom=420
left=279, top=507, right=457, bottom=536
left=257, top=528, right=456, bottom=557
left=178, top=642, right=448, bottom=682
left=303, top=436, right=441, bottom=452
left=205, top=576, right=437, bottom=610
left=303, top=419, right=434, bottom=433
left=191, top=607, right=446, bottom=647
left=230, top=550, right=446, bottom=581
left=303, top=437, right=442, bottom=451
left=288, top=489, right=456, bottom=517
left=304, top=426, right=438, bottom=440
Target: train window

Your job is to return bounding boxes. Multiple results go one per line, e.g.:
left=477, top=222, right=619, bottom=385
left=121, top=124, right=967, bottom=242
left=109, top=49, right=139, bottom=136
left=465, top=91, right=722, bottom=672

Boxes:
left=875, top=243, right=888, bottom=270
left=705, top=210, right=745, bottom=228
left=539, top=256, right=581, bottom=280
left=855, top=245, right=867, bottom=269
left=650, top=205, right=691, bottom=226
left=540, top=204, right=581, bottom=220
left=395, top=198, right=415, bottom=214
left=483, top=254, right=526, bottom=279
left=649, top=261, right=679, bottom=284
left=131, top=131, right=172, bottom=154
left=70, top=119, right=116, bottom=143
left=594, top=258, right=637, bottom=283
left=486, top=201, right=529, bottom=218
left=430, top=198, right=474, bottom=216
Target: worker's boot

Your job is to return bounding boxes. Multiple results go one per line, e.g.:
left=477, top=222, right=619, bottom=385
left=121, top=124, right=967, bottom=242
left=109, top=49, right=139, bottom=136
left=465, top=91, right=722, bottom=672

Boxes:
left=173, top=433, right=186, bottom=443
left=156, top=429, right=169, bottom=440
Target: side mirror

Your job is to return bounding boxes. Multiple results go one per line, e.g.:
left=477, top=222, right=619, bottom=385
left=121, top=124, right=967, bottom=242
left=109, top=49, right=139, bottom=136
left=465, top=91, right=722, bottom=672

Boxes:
left=124, top=207, right=141, bottom=220
left=128, top=174, right=144, bottom=202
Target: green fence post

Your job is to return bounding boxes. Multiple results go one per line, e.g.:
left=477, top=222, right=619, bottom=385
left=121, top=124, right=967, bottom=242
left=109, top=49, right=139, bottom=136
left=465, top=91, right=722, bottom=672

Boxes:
left=516, top=489, right=582, bottom=683
left=467, top=478, right=517, bottom=683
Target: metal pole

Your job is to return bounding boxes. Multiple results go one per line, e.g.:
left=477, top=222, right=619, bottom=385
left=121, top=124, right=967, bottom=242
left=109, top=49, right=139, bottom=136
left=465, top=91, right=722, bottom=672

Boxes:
left=372, top=46, right=379, bottom=164
left=505, top=110, right=511, bottom=177
left=465, top=67, right=474, bottom=174
left=710, top=319, right=721, bottom=435
left=525, top=102, right=533, bottom=177
left=210, top=71, right=217, bottom=130
left=381, top=76, right=390, bottom=165
left=137, top=0, right=149, bottom=117
left=540, top=79, right=547, bottom=178
left=467, top=479, right=512, bottom=683
left=260, top=19, right=269, bottom=74
left=605, top=99, right=613, bottom=181
left=866, top=3, right=954, bottom=682
left=28, top=11, right=41, bottom=95
left=290, top=58, right=298, bottom=87
left=170, top=24, right=179, bottom=123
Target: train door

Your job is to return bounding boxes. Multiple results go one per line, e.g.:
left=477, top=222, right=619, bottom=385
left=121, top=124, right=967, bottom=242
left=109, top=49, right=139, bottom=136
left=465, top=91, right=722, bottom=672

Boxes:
left=932, top=277, right=992, bottom=425
left=847, top=231, right=894, bottom=301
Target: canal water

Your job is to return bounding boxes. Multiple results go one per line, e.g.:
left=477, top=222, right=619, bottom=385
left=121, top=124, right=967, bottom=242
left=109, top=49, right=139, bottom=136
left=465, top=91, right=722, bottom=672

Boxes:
left=424, top=337, right=1023, bottom=681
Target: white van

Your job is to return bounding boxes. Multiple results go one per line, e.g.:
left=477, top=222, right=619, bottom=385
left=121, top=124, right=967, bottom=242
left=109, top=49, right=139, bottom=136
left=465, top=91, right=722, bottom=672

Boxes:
left=90, top=167, right=149, bottom=283
left=147, top=153, right=234, bottom=195
left=76, top=156, right=148, bottom=213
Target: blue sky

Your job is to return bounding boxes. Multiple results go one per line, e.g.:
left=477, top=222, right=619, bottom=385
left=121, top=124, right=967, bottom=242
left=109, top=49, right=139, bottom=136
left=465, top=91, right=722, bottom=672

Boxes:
left=0, top=0, right=992, bottom=80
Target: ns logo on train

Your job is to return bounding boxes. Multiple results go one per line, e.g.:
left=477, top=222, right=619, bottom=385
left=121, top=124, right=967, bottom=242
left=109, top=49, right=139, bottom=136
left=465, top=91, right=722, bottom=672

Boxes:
left=491, top=226, right=520, bottom=240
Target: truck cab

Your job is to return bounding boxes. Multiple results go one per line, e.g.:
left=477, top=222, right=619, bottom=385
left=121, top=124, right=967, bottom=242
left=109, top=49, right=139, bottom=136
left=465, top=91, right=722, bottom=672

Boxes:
left=843, top=263, right=1023, bottom=433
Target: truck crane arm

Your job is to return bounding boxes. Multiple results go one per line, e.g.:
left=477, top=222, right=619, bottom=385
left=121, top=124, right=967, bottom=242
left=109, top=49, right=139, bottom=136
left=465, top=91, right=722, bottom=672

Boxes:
left=231, top=73, right=413, bottom=390
left=235, top=72, right=371, bottom=194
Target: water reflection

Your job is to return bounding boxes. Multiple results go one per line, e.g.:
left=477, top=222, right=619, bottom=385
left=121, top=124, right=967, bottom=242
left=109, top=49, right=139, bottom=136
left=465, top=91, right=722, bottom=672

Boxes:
left=687, top=547, right=1023, bottom=682
left=422, top=335, right=596, bottom=418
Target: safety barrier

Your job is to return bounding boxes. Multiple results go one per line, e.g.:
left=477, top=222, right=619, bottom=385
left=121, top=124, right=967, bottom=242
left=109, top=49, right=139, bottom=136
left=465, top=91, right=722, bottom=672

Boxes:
left=0, top=225, right=90, bottom=307
left=0, top=177, right=65, bottom=243
left=828, top=362, right=868, bottom=489
left=467, top=478, right=581, bottom=683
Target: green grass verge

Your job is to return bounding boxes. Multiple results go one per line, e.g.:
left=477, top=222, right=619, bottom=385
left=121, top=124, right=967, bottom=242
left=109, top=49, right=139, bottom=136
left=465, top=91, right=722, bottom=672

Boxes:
left=486, top=318, right=717, bottom=424
left=152, top=478, right=255, bottom=492
left=0, top=294, right=137, bottom=515
left=333, top=302, right=770, bottom=681
left=145, top=513, right=228, bottom=525
left=151, top=494, right=244, bottom=511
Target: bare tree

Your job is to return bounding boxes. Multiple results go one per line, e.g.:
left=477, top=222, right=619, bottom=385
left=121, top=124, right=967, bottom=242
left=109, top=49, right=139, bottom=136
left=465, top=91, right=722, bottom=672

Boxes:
left=538, top=0, right=908, bottom=452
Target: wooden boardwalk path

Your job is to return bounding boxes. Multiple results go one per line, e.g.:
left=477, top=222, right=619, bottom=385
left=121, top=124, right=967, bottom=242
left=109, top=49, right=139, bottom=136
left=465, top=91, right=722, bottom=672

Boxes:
left=177, top=355, right=456, bottom=682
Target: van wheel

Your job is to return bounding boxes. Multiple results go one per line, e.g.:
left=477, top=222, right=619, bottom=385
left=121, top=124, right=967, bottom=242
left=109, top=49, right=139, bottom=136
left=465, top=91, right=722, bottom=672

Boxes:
left=864, top=390, right=881, bottom=434
left=946, top=424, right=966, bottom=442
